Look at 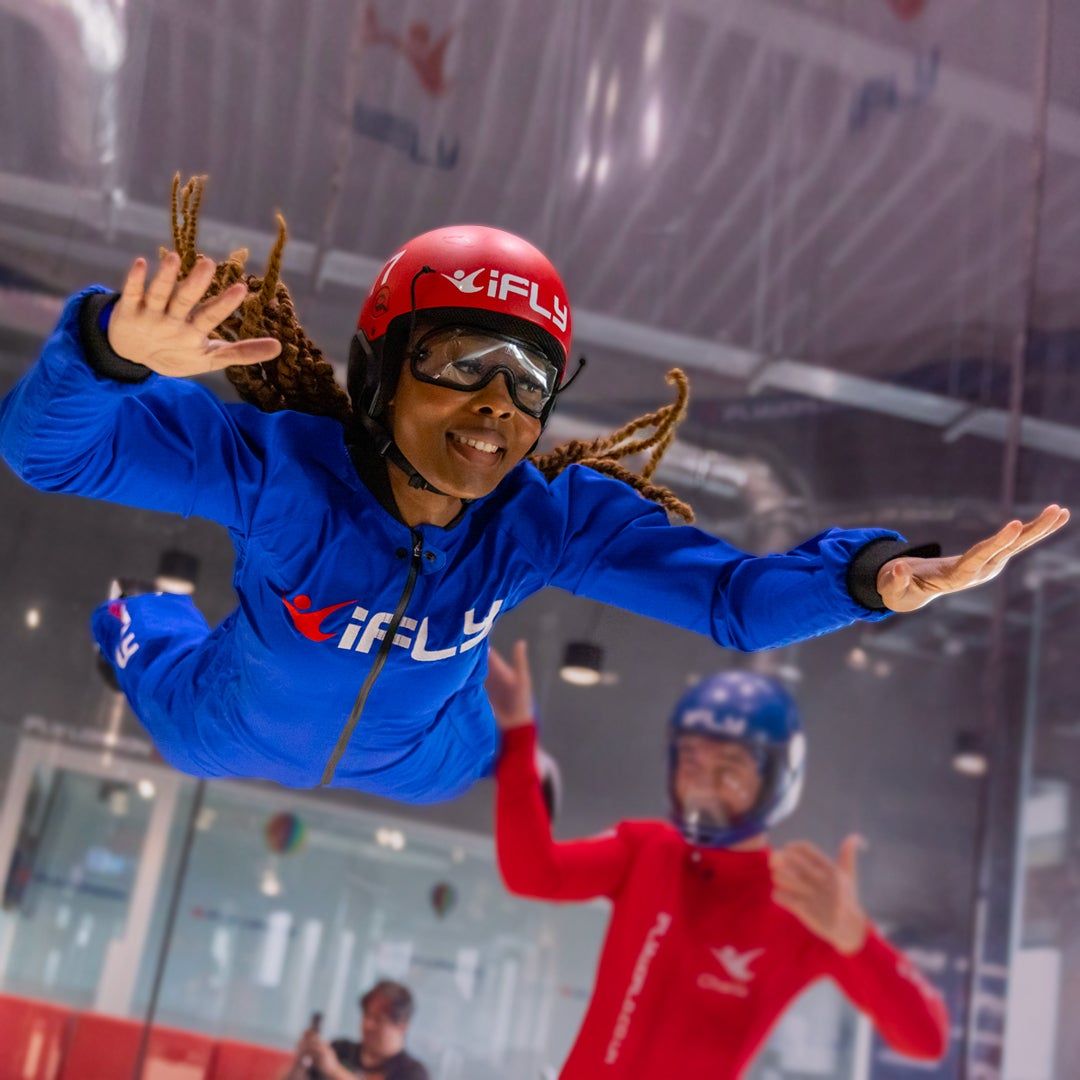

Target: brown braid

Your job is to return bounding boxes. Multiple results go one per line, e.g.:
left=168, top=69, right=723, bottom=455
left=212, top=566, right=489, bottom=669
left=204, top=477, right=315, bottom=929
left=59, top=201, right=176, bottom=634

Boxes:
left=167, top=174, right=352, bottom=423
left=164, top=174, right=695, bottom=519
left=530, top=370, right=695, bottom=522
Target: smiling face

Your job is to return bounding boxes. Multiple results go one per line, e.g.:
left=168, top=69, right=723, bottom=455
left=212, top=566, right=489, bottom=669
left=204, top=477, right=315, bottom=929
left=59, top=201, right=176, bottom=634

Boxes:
left=386, top=324, right=543, bottom=500
left=673, top=735, right=763, bottom=821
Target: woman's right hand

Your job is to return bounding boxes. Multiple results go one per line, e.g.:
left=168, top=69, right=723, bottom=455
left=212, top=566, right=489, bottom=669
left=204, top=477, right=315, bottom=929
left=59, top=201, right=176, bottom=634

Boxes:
left=107, top=251, right=282, bottom=376
left=486, top=640, right=536, bottom=731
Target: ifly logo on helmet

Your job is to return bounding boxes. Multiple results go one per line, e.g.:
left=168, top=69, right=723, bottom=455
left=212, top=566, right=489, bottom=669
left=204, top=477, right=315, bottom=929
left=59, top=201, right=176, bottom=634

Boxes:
left=681, top=707, right=747, bottom=738
left=441, top=268, right=568, bottom=332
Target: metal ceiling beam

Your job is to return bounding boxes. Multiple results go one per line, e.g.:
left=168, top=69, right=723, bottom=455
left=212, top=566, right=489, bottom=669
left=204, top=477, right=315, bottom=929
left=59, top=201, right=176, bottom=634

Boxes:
left=2, top=173, right=1080, bottom=464
left=545, top=413, right=750, bottom=501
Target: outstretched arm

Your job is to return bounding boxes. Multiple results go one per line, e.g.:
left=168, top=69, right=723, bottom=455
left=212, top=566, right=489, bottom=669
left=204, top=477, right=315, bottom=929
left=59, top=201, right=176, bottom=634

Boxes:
left=874, top=506, right=1067, bottom=611
left=0, top=255, right=284, bottom=531
left=771, top=837, right=948, bottom=1060
left=545, top=465, right=1067, bottom=651
left=490, top=642, right=633, bottom=901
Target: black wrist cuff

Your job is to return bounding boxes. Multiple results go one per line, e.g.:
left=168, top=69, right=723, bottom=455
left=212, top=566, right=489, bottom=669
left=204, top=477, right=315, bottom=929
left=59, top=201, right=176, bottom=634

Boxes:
left=78, top=291, right=153, bottom=384
left=847, top=538, right=943, bottom=611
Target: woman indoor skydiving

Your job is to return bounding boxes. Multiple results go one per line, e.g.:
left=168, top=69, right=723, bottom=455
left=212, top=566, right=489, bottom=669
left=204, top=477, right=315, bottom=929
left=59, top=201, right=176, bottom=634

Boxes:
left=0, top=178, right=1068, bottom=804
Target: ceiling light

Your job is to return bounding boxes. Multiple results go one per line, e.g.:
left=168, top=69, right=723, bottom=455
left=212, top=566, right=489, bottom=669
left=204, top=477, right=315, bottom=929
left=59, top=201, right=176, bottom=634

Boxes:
left=260, top=867, right=282, bottom=897
left=575, top=148, right=591, bottom=183
left=375, top=827, right=406, bottom=851
left=560, top=642, right=604, bottom=687
left=644, top=20, right=664, bottom=71
left=846, top=646, right=869, bottom=671
left=136, top=779, right=156, bottom=800
left=155, top=550, right=199, bottom=595
left=952, top=731, right=988, bottom=777
left=605, top=73, right=620, bottom=118
left=773, top=662, right=802, bottom=683
left=642, top=97, right=662, bottom=161
left=25, top=608, right=41, bottom=630
left=584, top=62, right=600, bottom=115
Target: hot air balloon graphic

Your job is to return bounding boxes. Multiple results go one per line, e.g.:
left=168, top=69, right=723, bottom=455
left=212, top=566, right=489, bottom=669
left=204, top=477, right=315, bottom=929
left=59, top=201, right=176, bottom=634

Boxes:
left=264, top=811, right=307, bottom=855
left=430, top=881, right=457, bottom=919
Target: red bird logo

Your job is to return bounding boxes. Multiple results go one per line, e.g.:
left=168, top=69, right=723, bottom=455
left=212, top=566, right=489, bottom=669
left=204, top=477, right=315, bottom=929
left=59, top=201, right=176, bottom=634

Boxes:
left=282, top=594, right=357, bottom=643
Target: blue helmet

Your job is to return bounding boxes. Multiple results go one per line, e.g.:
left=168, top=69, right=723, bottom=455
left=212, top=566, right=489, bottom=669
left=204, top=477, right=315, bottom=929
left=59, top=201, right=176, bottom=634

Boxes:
left=668, top=671, right=805, bottom=847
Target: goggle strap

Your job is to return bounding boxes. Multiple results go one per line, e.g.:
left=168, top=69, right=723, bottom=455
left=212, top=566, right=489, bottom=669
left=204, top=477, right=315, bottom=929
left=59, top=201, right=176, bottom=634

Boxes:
left=556, top=354, right=587, bottom=395
left=405, top=265, right=438, bottom=353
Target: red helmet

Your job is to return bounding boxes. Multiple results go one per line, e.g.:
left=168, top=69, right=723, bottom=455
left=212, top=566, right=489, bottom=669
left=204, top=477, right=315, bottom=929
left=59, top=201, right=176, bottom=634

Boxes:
left=357, top=224, right=571, bottom=377
left=348, top=225, right=574, bottom=491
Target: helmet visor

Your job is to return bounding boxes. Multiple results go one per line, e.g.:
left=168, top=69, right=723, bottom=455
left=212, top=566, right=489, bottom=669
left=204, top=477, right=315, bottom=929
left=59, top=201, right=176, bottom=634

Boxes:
left=408, top=325, right=559, bottom=419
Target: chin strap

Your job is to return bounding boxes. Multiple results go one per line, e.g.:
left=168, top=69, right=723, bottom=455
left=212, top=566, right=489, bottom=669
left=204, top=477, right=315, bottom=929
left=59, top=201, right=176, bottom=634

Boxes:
left=367, top=421, right=457, bottom=497
left=353, top=268, right=455, bottom=498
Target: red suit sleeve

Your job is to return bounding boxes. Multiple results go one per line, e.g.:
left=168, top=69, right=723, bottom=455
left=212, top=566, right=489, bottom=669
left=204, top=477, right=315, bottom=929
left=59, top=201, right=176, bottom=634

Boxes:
left=825, top=925, right=949, bottom=1061
left=495, top=725, right=633, bottom=901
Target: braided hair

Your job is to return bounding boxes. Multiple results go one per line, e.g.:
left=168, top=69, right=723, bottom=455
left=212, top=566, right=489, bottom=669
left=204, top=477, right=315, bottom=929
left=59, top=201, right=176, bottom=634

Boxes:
left=169, top=174, right=351, bottom=423
left=530, top=369, right=693, bottom=521
left=168, top=174, right=695, bottom=521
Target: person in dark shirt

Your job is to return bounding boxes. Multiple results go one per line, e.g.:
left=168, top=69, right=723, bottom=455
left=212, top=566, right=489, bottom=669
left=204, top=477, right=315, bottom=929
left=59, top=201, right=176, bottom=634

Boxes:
left=283, top=980, right=429, bottom=1080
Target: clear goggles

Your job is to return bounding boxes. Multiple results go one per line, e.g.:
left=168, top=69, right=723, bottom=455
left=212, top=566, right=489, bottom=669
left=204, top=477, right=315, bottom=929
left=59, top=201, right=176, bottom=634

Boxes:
left=407, top=325, right=560, bottom=419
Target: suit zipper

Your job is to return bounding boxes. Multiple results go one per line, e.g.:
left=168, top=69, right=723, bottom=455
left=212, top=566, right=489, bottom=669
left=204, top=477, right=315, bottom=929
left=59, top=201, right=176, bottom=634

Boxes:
left=320, top=528, right=423, bottom=786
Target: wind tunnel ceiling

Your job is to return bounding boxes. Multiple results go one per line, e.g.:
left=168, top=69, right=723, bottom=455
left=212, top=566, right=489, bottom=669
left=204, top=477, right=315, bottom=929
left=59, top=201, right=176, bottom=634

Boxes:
left=3, top=0, right=1080, bottom=530
left=3, top=0, right=1080, bottom=484
left=3, top=0, right=1080, bottom=359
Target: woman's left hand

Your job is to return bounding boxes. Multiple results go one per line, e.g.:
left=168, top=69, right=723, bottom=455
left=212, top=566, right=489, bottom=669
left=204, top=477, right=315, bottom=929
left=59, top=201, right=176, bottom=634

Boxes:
left=878, top=504, right=1069, bottom=612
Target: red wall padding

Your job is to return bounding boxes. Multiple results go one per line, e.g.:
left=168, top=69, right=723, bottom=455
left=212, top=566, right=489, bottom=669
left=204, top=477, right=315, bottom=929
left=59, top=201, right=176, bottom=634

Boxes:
left=56, top=1011, right=215, bottom=1080
left=0, top=993, right=73, bottom=1080
left=0, top=994, right=292, bottom=1080
left=206, top=1040, right=293, bottom=1080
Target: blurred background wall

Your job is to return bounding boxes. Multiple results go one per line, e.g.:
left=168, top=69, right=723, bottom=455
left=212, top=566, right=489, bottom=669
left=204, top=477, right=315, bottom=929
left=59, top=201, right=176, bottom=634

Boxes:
left=0, top=2, right=1076, bottom=1077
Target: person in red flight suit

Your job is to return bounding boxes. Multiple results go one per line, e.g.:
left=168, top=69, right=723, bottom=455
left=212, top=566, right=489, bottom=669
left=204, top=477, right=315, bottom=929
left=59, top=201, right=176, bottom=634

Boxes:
left=487, top=642, right=949, bottom=1079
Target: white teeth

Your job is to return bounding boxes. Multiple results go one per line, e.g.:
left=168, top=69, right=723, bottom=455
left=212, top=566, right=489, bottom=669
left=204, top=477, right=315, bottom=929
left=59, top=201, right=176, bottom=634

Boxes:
left=454, top=434, right=500, bottom=454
